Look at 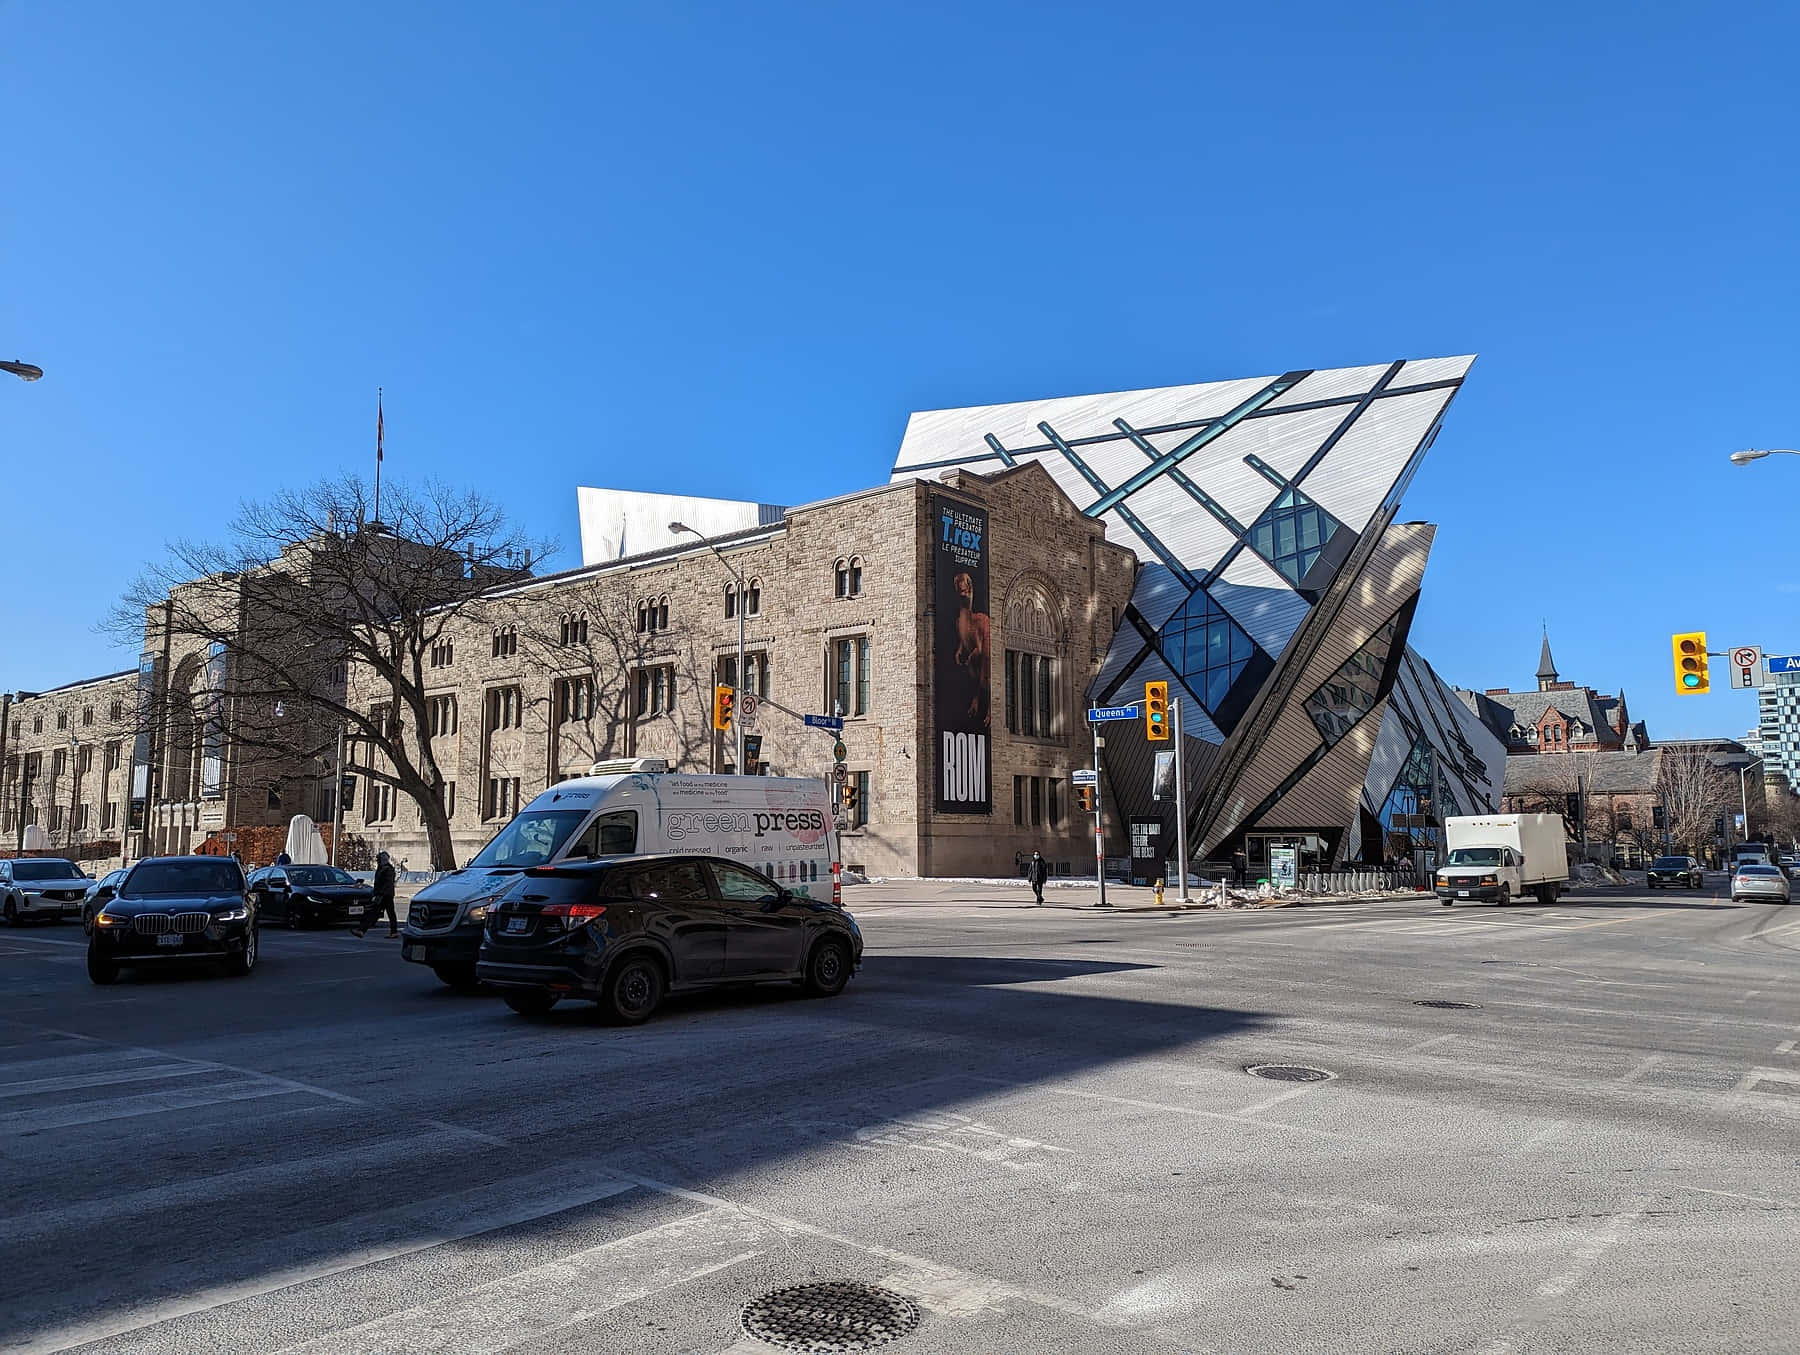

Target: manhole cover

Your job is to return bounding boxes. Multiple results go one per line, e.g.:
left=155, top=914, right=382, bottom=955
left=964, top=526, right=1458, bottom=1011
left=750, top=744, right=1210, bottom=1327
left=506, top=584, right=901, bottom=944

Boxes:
left=741, top=1281, right=922, bottom=1352
left=1244, top=1064, right=1335, bottom=1082
left=1414, top=999, right=1482, bottom=1009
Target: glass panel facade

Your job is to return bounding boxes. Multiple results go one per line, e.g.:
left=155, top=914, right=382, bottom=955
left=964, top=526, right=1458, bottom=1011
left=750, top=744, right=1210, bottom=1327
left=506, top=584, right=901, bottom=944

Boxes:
left=1162, top=588, right=1257, bottom=715
left=1304, top=615, right=1400, bottom=745
left=1246, top=487, right=1342, bottom=586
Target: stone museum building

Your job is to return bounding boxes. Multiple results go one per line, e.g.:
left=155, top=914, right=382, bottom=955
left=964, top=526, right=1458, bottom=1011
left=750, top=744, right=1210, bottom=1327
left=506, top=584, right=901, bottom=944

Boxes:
left=5, top=354, right=1507, bottom=881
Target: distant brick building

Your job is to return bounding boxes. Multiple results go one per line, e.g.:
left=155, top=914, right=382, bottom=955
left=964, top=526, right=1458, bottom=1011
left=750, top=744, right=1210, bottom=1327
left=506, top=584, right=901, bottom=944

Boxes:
left=1456, top=631, right=1648, bottom=758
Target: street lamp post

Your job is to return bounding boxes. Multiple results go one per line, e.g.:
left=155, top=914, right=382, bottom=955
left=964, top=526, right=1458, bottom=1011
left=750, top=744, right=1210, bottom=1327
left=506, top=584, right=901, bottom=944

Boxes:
left=1, top=359, right=43, bottom=383
left=68, top=736, right=80, bottom=858
left=668, top=522, right=746, bottom=775
left=1728, top=448, right=1800, bottom=466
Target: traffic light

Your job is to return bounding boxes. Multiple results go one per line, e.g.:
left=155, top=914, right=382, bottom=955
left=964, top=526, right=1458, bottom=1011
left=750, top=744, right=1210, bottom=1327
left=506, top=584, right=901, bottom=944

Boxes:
left=712, top=685, right=735, bottom=730
left=840, top=781, right=858, bottom=820
left=1078, top=785, right=1095, bottom=813
left=1144, top=680, right=1170, bottom=741
left=1671, top=632, right=1709, bottom=695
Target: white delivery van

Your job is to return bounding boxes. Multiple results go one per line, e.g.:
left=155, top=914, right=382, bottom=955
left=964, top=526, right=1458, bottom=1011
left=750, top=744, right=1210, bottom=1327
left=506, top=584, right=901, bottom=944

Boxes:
left=400, top=760, right=840, bottom=987
left=1435, top=813, right=1569, bottom=907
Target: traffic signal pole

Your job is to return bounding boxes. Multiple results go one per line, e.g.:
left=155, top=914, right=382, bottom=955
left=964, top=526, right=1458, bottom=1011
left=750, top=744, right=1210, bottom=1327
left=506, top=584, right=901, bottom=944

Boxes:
left=1093, top=721, right=1108, bottom=908
left=1174, top=696, right=1190, bottom=905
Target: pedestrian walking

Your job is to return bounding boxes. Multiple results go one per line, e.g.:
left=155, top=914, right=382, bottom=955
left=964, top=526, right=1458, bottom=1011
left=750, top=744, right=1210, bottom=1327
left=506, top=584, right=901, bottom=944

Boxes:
left=1232, top=847, right=1247, bottom=888
left=1028, top=850, right=1049, bottom=905
left=354, top=851, right=399, bottom=938
left=274, top=851, right=291, bottom=866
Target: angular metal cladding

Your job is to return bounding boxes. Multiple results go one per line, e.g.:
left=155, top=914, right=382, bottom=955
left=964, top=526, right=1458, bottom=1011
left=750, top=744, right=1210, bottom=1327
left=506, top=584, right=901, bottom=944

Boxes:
left=889, top=356, right=1504, bottom=865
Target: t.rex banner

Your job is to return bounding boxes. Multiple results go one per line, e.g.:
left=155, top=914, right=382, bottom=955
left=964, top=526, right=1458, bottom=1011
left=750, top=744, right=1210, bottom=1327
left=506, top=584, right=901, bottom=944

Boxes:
left=932, top=494, right=991, bottom=814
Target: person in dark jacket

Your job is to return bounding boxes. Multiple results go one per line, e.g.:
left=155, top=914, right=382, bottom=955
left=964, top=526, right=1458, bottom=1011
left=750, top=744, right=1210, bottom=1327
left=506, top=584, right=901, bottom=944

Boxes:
left=1232, top=848, right=1248, bottom=888
left=354, top=851, right=399, bottom=937
left=274, top=851, right=292, bottom=866
left=1027, top=851, right=1049, bottom=905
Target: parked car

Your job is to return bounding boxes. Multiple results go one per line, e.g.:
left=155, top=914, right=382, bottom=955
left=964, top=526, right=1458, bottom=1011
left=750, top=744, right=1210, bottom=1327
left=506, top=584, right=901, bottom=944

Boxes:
left=1729, top=864, right=1790, bottom=905
left=1646, top=855, right=1705, bottom=889
left=477, top=854, right=862, bottom=1023
left=246, top=864, right=372, bottom=928
left=87, top=856, right=257, bottom=984
left=1, top=858, right=90, bottom=924
left=81, top=868, right=129, bottom=933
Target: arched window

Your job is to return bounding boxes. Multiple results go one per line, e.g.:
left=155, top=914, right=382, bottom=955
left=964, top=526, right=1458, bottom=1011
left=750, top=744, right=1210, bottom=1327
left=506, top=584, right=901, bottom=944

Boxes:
left=835, top=559, right=849, bottom=598
left=657, top=596, right=669, bottom=631
left=848, top=556, right=862, bottom=596
left=834, top=557, right=862, bottom=598
left=745, top=579, right=761, bottom=617
left=637, top=602, right=649, bottom=634
left=725, top=584, right=737, bottom=619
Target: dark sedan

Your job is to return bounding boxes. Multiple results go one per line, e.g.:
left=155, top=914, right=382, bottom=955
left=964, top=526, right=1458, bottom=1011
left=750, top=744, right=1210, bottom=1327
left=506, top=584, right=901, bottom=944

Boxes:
left=246, top=864, right=372, bottom=928
left=477, top=854, right=862, bottom=1023
left=88, top=856, right=258, bottom=985
left=1646, top=855, right=1705, bottom=889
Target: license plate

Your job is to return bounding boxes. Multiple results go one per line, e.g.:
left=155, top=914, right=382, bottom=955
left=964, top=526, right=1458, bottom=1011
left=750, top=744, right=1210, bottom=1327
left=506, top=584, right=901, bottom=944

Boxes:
left=156, top=933, right=183, bottom=947
left=1458, top=890, right=1470, bottom=898
left=505, top=917, right=528, bottom=934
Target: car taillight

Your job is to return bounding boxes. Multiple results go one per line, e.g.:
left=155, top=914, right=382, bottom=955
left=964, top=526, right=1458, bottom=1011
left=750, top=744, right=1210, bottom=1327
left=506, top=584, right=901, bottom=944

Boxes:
left=540, top=903, right=606, bottom=929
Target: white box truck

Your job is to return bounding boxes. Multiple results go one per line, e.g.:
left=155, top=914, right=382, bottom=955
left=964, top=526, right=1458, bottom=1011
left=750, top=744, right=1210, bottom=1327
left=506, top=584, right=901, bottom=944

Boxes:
left=1436, top=813, right=1569, bottom=907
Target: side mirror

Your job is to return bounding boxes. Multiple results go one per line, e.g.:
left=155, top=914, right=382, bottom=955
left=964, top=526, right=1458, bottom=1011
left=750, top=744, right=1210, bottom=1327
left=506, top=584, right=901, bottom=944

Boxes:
left=758, top=893, right=786, bottom=911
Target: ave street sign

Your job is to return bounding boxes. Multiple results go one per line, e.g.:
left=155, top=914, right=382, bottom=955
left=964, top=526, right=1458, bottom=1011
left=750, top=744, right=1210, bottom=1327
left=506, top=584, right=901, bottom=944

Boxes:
left=1070, top=769, right=1098, bottom=786
left=1767, top=654, right=1800, bottom=675
left=1087, top=704, right=1141, bottom=723
left=804, top=714, right=844, bottom=731
left=1729, top=645, right=1764, bottom=690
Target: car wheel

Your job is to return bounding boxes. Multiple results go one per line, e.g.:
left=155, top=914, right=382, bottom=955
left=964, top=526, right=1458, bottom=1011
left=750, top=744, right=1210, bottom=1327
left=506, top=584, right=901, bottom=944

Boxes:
left=87, top=945, right=120, bottom=985
left=433, top=965, right=480, bottom=992
left=803, top=936, right=852, bottom=997
left=503, top=990, right=561, bottom=1019
left=226, top=928, right=258, bottom=976
left=600, top=955, right=664, bottom=1025
left=1496, top=885, right=1511, bottom=908
left=3, top=898, right=17, bottom=927
left=1441, top=898, right=1453, bottom=907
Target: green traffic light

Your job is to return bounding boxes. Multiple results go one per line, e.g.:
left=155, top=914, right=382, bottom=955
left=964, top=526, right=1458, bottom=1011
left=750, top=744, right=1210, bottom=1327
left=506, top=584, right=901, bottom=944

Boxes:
left=1682, top=673, right=1701, bottom=688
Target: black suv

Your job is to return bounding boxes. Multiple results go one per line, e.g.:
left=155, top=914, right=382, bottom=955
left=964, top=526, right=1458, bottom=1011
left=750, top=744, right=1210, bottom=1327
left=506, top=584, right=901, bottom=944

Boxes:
left=88, top=856, right=257, bottom=984
left=1646, top=856, right=1704, bottom=889
left=477, top=854, right=862, bottom=1023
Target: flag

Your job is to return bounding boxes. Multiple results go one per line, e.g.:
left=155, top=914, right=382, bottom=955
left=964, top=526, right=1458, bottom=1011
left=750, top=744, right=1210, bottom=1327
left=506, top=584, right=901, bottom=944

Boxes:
left=376, top=391, right=384, bottom=463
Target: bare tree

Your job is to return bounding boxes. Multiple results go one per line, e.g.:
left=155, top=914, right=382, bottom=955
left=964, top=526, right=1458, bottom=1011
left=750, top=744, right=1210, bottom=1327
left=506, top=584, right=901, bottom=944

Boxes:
left=514, top=585, right=717, bottom=777
left=1506, top=750, right=1609, bottom=846
left=1655, top=743, right=1734, bottom=859
left=113, top=475, right=550, bottom=870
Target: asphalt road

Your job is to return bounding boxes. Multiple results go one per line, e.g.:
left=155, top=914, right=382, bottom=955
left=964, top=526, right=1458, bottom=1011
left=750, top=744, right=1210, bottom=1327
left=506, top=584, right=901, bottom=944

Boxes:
left=1, top=878, right=1795, bottom=1354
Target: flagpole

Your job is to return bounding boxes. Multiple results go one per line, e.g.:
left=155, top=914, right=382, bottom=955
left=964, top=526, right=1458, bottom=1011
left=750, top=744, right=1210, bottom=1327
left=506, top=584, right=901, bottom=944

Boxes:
left=373, top=388, right=384, bottom=525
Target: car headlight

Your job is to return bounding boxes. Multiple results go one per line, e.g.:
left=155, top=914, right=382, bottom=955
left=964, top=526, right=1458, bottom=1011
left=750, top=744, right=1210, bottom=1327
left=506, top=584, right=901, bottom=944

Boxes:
left=213, top=905, right=250, bottom=922
left=466, top=903, right=491, bottom=924
left=95, top=910, right=130, bottom=927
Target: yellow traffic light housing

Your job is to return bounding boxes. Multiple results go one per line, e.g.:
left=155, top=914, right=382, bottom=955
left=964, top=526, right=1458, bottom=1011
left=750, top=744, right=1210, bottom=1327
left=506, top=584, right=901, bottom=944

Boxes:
left=1144, top=680, right=1170, bottom=741
left=1671, top=632, right=1709, bottom=695
left=712, top=685, right=736, bottom=730
left=1078, top=784, right=1095, bottom=813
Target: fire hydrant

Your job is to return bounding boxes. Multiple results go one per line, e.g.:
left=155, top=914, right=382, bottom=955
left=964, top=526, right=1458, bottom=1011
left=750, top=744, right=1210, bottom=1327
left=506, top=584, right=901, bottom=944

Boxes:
left=1153, top=877, right=1165, bottom=907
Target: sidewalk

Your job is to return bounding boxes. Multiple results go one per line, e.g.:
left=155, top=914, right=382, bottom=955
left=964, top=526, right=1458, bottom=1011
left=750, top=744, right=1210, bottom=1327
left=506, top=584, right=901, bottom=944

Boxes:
left=844, top=876, right=1436, bottom=912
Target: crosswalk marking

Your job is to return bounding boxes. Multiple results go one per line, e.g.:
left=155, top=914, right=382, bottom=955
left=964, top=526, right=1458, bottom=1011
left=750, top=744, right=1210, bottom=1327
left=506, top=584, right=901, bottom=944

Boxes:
left=0, top=1061, right=211, bottom=1099
left=0, top=1078, right=308, bottom=1133
left=274, top=1206, right=766, bottom=1354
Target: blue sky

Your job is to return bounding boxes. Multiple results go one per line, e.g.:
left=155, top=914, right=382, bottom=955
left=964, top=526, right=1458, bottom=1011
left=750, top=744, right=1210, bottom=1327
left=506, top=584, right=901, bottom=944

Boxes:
left=4, top=1, right=1796, bottom=740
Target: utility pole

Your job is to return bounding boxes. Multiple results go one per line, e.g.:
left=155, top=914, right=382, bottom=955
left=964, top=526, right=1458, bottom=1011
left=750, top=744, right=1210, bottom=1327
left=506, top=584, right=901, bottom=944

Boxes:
left=1093, top=722, right=1109, bottom=907
left=1174, top=696, right=1191, bottom=904
left=331, top=720, right=347, bottom=867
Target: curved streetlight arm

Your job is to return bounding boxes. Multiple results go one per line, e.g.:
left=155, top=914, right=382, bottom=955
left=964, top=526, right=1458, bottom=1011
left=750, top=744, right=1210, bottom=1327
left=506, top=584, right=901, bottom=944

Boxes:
left=669, top=521, right=748, bottom=775
left=1729, top=448, right=1800, bottom=466
left=1, top=359, right=43, bottom=383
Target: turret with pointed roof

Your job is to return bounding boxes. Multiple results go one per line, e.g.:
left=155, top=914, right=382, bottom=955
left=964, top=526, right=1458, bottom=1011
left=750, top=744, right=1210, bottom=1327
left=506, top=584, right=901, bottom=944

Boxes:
left=1536, top=629, right=1559, bottom=691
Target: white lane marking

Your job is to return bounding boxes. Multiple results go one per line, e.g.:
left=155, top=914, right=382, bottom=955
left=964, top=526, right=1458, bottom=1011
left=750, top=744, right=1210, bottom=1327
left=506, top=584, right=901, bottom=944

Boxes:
left=1536, top=1196, right=1649, bottom=1298
left=0, top=1062, right=211, bottom=1099
left=274, top=1206, right=764, bottom=1354
left=1758, top=918, right=1800, bottom=937
left=1402, top=1032, right=1458, bottom=1053
left=606, top=1169, right=1117, bottom=1326
left=1237, top=1084, right=1317, bottom=1117
left=421, top=1117, right=508, bottom=1147
left=880, top=1263, right=1016, bottom=1319
left=1776, top=1039, right=1797, bottom=1055
left=962, top=1075, right=1348, bottom=1140
left=849, top=1111, right=1074, bottom=1171
left=0, top=1047, right=166, bottom=1081
left=14, top=1173, right=640, bottom=1355
left=0, top=933, right=89, bottom=948
left=0, top=1080, right=309, bottom=1132
left=1616, top=1055, right=1662, bottom=1084
left=1672, top=1184, right=1796, bottom=1207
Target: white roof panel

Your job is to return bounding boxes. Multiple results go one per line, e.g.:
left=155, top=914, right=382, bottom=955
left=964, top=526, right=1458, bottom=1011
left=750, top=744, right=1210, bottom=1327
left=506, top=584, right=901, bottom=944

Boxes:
left=1294, top=388, right=1453, bottom=531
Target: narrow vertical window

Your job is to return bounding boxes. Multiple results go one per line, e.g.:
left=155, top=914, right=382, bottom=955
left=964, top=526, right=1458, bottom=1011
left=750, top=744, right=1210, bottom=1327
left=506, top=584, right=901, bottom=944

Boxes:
left=1005, top=651, right=1017, bottom=733
left=855, top=635, right=871, bottom=715
left=1038, top=656, right=1053, bottom=738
